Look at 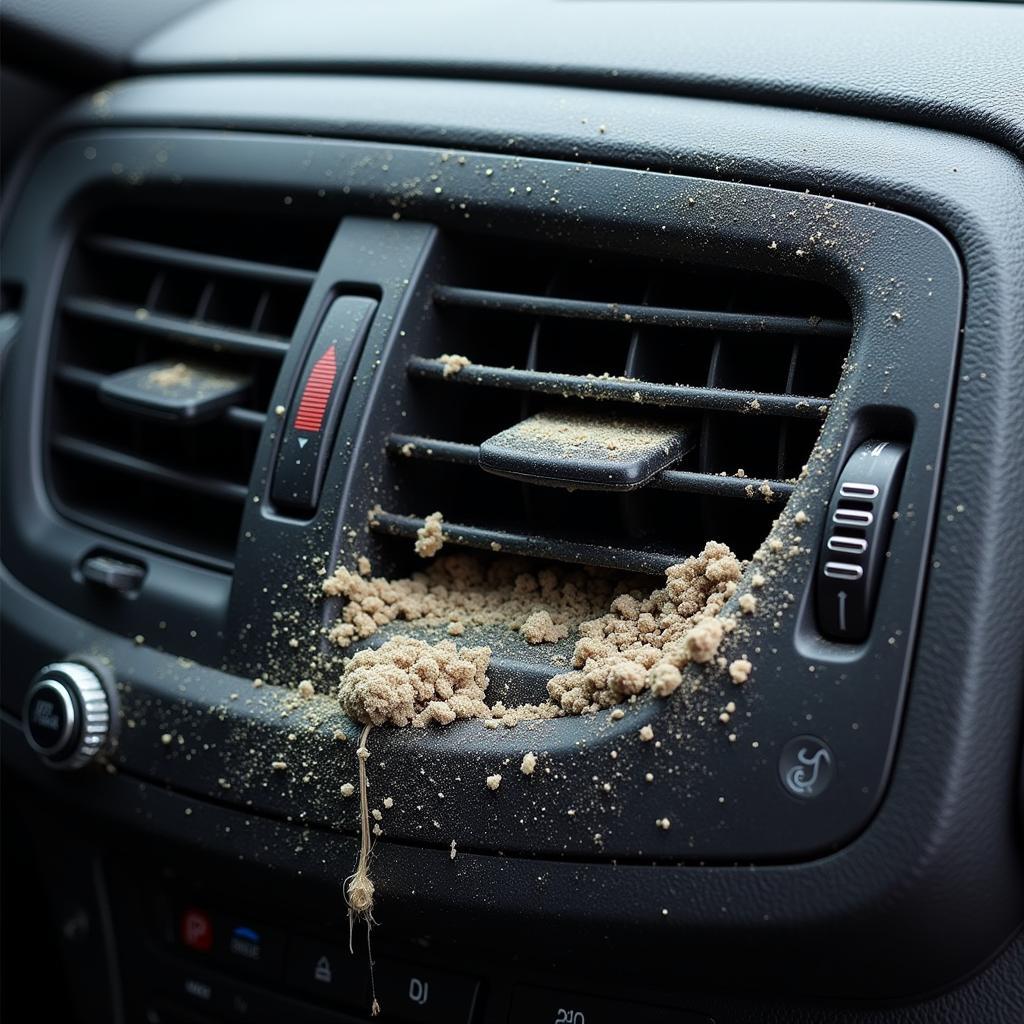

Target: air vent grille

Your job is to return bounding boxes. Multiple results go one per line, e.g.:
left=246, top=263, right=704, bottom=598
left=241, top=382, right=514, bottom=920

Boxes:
left=372, top=237, right=851, bottom=574
left=47, top=205, right=333, bottom=569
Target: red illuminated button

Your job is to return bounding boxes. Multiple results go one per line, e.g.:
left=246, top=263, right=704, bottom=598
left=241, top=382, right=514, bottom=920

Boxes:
left=271, top=295, right=377, bottom=513
left=180, top=907, right=213, bottom=952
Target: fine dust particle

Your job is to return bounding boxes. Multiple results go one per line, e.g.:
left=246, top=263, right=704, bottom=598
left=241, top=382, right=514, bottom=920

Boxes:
left=383, top=796, right=394, bottom=809
left=645, top=772, right=654, bottom=783
left=729, top=658, right=752, bottom=684
left=450, top=840, right=457, bottom=860
left=719, top=711, right=731, bottom=724
left=333, top=729, right=347, bottom=741
left=160, top=733, right=173, bottom=746
left=272, top=761, right=288, bottom=771
left=357, top=555, right=372, bottom=576
left=297, top=680, right=315, bottom=699
left=447, top=621, right=465, bottom=636
left=371, top=809, right=383, bottom=821
left=639, top=725, right=654, bottom=742
left=253, top=678, right=264, bottom=689
left=738, top=593, right=758, bottom=615
left=656, top=817, right=671, bottom=830
left=134, top=635, right=144, bottom=645
left=769, top=538, right=784, bottom=553
left=372, top=824, right=383, bottom=837
left=794, top=510, right=809, bottom=525
left=520, top=751, right=537, bottom=775
left=610, top=708, right=626, bottom=721
left=751, top=573, right=766, bottom=588
left=725, top=701, right=736, bottom=713
left=340, top=782, right=355, bottom=797
left=439, top=353, right=471, bottom=377
left=414, top=511, right=445, bottom=558
left=486, top=774, right=502, bottom=791
left=274, top=404, right=286, bottom=416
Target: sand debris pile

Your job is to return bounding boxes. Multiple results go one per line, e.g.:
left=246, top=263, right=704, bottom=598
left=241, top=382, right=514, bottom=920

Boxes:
left=333, top=541, right=745, bottom=726
left=524, top=540, right=741, bottom=716
left=323, top=554, right=620, bottom=649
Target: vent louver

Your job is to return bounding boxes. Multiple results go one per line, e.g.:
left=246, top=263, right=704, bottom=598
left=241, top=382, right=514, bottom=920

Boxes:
left=47, top=205, right=332, bottom=570
left=371, top=237, right=852, bottom=575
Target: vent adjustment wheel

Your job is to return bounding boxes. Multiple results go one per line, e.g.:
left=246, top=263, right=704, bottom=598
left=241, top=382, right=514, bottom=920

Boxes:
left=22, top=661, right=113, bottom=770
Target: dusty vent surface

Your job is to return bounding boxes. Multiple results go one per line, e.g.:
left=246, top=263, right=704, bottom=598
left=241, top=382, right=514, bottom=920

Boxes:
left=371, top=236, right=852, bottom=575
left=47, top=205, right=333, bottom=569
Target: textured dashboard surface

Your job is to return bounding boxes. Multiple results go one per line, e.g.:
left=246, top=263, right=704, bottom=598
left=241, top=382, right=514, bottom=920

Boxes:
left=132, top=0, right=1024, bottom=153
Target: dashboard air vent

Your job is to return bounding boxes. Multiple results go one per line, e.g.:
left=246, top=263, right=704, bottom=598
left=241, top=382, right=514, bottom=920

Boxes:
left=372, top=237, right=851, bottom=574
left=47, top=205, right=332, bottom=570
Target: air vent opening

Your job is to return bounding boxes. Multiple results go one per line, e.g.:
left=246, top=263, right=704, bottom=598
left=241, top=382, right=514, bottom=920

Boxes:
left=46, top=202, right=334, bottom=570
left=371, top=234, right=851, bottom=579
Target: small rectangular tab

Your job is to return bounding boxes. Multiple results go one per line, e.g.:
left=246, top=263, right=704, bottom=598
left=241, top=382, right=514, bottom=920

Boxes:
left=833, top=507, right=874, bottom=527
left=827, top=535, right=868, bottom=554
left=839, top=481, right=879, bottom=499
left=270, top=295, right=377, bottom=514
left=374, top=958, right=479, bottom=1023
left=824, top=561, right=864, bottom=581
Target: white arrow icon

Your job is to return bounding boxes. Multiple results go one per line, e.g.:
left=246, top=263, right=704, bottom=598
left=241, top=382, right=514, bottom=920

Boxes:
left=837, top=590, right=848, bottom=632
left=297, top=437, right=308, bottom=449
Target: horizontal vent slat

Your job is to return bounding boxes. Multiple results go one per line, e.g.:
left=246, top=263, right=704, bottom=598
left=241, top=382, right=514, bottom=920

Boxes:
left=386, top=434, right=479, bottom=466
left=434, top=286, right=851, bottom=338
left=62, top=297, right=290, bottom=358
left=369, top=511, right=678, bottom=575
left=386, top=433, right=794, bottom=500
left=85, top=234, right=317, bottom=286
left=407, top=358, right=830, bottom=418
left=52, top=434, right=249, bottom=503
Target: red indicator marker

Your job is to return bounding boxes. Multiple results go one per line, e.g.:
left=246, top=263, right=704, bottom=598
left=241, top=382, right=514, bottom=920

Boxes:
left=293, top=345, right=338, bottom=432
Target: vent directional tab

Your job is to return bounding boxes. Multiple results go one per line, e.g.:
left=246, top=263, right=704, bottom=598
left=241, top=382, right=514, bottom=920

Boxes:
left=479, top=410, right=694, bottom=491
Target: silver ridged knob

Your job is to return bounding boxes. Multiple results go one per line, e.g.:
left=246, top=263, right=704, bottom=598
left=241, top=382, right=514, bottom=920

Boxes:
left=23, top=662, right=112, bottom=769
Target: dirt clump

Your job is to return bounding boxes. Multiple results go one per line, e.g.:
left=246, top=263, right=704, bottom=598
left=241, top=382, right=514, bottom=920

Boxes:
left=439, top=353, right=471, bottom=377
left=414, top=511, right=445, bottom=558
left=339, top=636, right=491, bottom=728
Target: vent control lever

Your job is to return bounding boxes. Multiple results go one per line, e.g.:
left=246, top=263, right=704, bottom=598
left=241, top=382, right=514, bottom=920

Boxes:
left=816, top=439, right=908, bottom=642
left=271, top=295, right=377, bottom=514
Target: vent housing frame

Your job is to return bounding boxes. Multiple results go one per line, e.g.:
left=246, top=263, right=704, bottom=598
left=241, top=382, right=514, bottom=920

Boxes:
left=1, top=132, right=961, bottom=868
